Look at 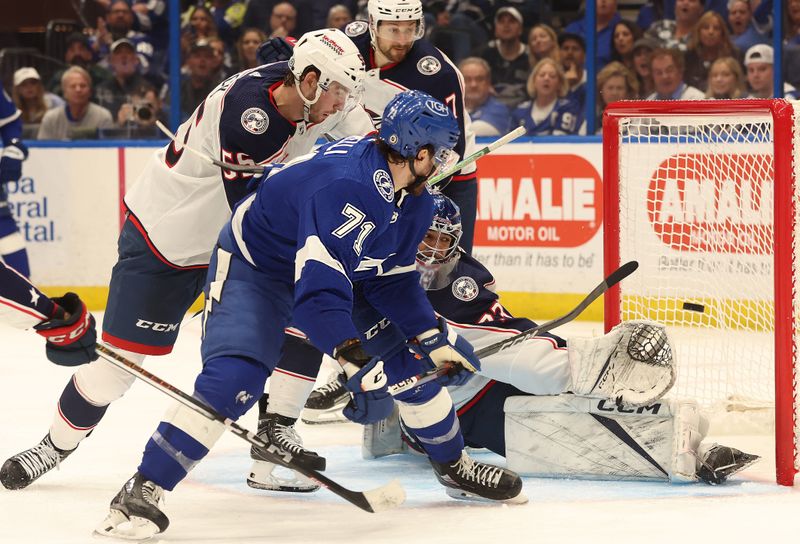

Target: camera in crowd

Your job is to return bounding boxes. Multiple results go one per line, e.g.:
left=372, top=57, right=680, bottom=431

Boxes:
left=133, top=102, right=153, bottom=122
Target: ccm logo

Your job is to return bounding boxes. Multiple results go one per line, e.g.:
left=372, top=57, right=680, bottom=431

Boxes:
left=135, top=319, right=179, bottom=332
left=48, top=323, right=88, bottom=345
left=596, top=399, right=662, bottom=414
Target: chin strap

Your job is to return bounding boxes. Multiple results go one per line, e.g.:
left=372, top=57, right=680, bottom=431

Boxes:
left=294, top=80, right=323, bottom=124
left=407, top=157, right=433, bottom=191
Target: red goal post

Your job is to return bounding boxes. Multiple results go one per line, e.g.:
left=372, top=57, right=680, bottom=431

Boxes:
left=602, top=99, right=798, bottom=486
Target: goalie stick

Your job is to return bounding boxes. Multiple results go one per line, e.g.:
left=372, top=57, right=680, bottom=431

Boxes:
left=388, top=260, right=640, bottom=396
left=94, top=344, right=405, bottom=513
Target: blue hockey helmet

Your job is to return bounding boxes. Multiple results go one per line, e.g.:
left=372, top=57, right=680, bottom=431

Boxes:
left=417, top=193, right=462, bottom=265
left=379, top=90, right=460, bottom=183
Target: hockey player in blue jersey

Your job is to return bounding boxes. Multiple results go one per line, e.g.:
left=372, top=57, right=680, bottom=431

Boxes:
left=0, top=28, right=371, bottom=491
left=249, top=0, right=485, bottom=491
left=95, top=90, right=523, bottom=540
left=308, top=195, right=759, bottom=486
left=0, top=90, right=30, bottom=276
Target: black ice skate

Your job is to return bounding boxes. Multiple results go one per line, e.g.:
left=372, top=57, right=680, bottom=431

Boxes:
left=301, top=374, right=350, bottom=424
left=430, top=451, right=527, bottom=504
left=250, top=411, right=326, bottom=472
left=697, top=444, right=761, bottom=485
left=0, top=434, right=75, bottom=490
left=95, top=472, right=169, bottom=540
left=247, top=397, right=325, bottom=492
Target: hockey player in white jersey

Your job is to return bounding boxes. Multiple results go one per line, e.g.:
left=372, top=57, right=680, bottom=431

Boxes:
left=343, top=0, right=479, bottom=252
left=309, top=194, right=760, bottom=486
left=95, top=91, right=523, bottom=540
left=0, top=28, right=369, bottom=490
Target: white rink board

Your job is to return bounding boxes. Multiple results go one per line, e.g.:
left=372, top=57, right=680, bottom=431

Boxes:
left=11, top=141, right=603, bottom=298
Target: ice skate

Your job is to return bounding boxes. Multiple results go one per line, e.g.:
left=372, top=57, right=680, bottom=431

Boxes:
left=697, top=444, right=760, bottom=485
left=95, top=472, right=168, bottom=540
left=247, top=459, right=320, bottom=492
left=0, top=434, right=75, bottom=490
left=250, top=411, right=326, bottom=471
left=301, top=373, right=350, bottom=424
left=430, top=451, right=527, bottom=504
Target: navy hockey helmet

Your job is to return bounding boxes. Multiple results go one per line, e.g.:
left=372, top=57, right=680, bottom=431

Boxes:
left=417, top=193, right=462, bottom=265
left=379, top=90, right=460, bottom=183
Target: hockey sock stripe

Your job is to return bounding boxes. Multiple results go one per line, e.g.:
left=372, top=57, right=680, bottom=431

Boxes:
left=57, top=377, right=109, bottom=429
left=272, top=368, right=316, bottom=382
left=590, top=413, right=668, bottom=477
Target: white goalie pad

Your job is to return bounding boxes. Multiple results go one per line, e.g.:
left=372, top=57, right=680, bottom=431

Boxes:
left=567, top=320, right=677, bottom=407
left=504, top=394, right=707, bottom=483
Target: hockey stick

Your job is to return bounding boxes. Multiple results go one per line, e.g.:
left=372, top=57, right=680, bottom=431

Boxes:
left=94, top=344, right=405, bottom=513
left=155, top=120, right=267, bottom=174
left=388, top=260, right=639, bottom=396
left=426, top=126, right=526, bottom=187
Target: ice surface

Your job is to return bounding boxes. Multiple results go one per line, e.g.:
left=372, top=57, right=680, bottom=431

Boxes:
left=1, top=317, right=798, bottom=543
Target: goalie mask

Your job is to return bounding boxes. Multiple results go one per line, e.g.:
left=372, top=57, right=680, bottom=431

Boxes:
left=417, top=194, right=462, bottom=290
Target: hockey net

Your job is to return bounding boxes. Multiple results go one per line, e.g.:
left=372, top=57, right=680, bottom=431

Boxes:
left=603, top=99, right=799, bottom=486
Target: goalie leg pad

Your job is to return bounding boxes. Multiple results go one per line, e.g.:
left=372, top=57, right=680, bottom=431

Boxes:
left=567, top=320, right=676, bottom=407
left=504, top=394, right=708, bottom=483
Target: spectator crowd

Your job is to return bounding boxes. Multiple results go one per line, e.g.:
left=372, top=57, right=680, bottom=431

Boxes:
left=3, top=0, right=797, bottom=140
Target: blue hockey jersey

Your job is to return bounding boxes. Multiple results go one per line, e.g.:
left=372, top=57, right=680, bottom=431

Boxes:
left=512, top=97, right=584, bottom=136
left=228, top=135, right=438, bottom=355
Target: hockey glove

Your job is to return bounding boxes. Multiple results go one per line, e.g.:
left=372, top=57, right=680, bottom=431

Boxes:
left=409, top=316, right=480, bottom=387
left=256, top=36, right=296, bottom=65
left=0, top=139, right=28, bottom=184
left=33, top=293, right=99, bottom=366
left=338, top=355, right=394, bottom=425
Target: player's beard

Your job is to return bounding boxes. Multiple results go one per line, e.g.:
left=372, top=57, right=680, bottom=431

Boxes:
left=378, top=42, right=412, bottom=64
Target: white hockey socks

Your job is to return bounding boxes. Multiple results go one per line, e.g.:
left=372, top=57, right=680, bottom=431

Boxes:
left=567, top=321, right=677, bottom=407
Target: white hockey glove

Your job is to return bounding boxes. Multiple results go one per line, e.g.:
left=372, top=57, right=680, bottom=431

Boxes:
left=567, top=320, right=676, bottom=407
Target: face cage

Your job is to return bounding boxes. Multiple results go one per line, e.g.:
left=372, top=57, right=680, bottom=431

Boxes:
left=417, top=252, right=461, bottom=291
left=416, top=228, right=460, bottom=266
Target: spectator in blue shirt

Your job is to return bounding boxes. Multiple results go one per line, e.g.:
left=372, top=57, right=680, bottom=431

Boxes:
left=727, top=0, right=768, bottom=53
left=512, top=58, right=584, bottom=136
left=459, top=57, right=511, bottom=137
left=564, top=0, right=623, bottom=69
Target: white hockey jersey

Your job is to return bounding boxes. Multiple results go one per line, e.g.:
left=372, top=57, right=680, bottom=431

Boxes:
left=124, top=62, right=374, bottom=268
left=337, top=21, right=477, bottom=180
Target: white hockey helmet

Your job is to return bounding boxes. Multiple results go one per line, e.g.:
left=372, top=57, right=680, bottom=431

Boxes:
left=289, top=28, right=366, bottom=110
left=368, top=0, right=425, bottom=45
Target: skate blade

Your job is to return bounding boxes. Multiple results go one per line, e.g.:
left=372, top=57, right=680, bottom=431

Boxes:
left=300, top=407, right=348, bottom=425
left=93, top=510, right=161, bottom=541
left=362, top=478, right=406, bottom=513
left=445, top=487, right=529, bottom=505
left=247, top=460, right=320, bottom=493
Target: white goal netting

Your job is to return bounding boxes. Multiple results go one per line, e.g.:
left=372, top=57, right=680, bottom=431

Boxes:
left=604, top=100, right=800, bottom=483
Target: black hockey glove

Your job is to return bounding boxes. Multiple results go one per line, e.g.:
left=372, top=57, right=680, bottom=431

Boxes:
left=256, top=36, right=296, bottom=65
left=34, top=293, right=99, bottom=366
left=0, top=138, right=28, bottom=184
